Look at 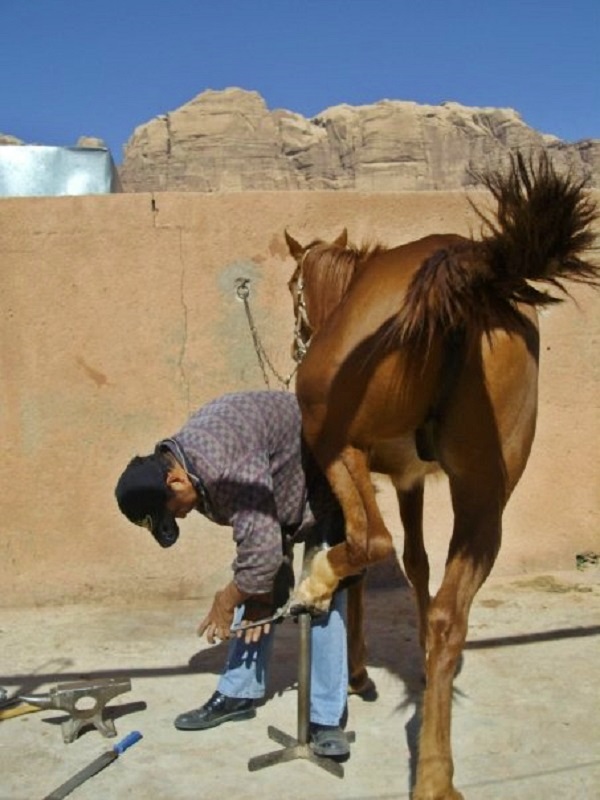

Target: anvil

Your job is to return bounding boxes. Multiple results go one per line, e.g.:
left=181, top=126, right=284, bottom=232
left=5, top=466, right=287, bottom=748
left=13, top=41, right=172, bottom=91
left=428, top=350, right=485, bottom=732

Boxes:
left=20, top=677, right=132, bottom=743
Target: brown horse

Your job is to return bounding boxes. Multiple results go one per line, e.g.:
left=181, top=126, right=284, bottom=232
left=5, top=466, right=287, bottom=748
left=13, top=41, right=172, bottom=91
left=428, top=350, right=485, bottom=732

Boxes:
left=284, top=153, right=598, bottom=800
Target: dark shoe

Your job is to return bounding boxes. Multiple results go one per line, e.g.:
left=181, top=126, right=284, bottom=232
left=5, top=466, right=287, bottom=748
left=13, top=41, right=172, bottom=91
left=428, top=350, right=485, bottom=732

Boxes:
left=309, top=723, right=351, bottom=759
left=174, top=691, right=256, bottom=731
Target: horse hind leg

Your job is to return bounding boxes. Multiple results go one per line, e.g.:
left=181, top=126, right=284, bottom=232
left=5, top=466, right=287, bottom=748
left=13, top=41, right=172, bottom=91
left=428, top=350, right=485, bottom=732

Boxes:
left=397, top=481, right=431, bottom=653
left=292, top=445, right=394, bottom=613
left=347, top=482, right=427, bottom=700
left=346, top=577, right=377, bottom=697
left=414, top=480, right=503, bottom=800
left=347, top=478, right=428, bottom=699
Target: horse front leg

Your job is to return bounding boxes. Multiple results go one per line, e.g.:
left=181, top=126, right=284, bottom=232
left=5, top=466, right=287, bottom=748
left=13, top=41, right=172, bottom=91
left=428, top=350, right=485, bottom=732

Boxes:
left=413, top=490, right=502, bottom=800
left=292, top=446, right=394, bottom=613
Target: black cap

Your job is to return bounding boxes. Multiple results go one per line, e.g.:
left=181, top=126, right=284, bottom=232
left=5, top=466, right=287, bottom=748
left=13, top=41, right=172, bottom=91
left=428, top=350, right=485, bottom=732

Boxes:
left=115, top=454, right=180, bottom=548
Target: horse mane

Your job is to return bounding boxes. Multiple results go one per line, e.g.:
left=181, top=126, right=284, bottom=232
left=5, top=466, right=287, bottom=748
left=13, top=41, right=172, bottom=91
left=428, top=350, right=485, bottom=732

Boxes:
left=303, top=240, right=385, bottom=330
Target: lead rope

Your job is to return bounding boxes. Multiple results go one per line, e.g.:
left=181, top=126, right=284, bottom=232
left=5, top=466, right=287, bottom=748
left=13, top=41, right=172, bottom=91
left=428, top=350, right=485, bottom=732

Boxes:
left=235, top=277, right=300, bottom=390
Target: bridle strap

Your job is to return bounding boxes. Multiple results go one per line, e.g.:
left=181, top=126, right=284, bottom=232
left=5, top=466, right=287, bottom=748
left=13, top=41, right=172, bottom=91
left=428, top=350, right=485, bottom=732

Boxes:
left=292, top=247, right=315, bottom=363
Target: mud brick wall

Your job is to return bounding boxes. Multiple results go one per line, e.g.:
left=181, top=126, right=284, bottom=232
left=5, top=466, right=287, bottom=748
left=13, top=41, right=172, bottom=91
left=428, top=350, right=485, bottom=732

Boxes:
left=1, top=191, right=598, bottom=606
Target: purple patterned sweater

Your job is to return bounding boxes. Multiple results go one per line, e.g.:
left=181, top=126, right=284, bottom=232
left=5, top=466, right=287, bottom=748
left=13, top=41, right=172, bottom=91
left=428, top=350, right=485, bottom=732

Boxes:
left=161, top=391, right=337, bottom=594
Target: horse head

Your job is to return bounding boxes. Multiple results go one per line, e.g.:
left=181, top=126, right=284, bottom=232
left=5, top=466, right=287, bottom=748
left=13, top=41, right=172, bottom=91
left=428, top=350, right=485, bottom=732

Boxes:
left=284, top=228, right=353, bottom=362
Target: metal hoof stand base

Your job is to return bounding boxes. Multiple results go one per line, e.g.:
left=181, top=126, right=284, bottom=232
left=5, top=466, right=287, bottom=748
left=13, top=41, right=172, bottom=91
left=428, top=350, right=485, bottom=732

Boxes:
left=249, top=724, right=352, bottom=778
left=248, top=613, right=355, bottom=778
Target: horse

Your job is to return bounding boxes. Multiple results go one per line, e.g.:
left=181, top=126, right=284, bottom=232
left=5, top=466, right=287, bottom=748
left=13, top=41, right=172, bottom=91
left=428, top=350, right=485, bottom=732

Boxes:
left=288, top=245, right=440, bottom=700
left=283, top=153, right=598, bottom=800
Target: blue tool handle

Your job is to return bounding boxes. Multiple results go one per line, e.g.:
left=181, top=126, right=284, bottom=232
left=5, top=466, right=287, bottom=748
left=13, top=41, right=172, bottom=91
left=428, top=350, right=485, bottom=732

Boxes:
left=112, top=730, right=143, bottom=755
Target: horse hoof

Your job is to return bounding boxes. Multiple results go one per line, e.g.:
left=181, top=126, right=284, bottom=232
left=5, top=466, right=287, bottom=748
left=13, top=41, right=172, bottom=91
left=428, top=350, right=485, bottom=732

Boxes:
left=413, top=788, right=464, bottom=800
left=348, top=676, right=378, bottom=702
left=289, top=600, right=328, bottom=618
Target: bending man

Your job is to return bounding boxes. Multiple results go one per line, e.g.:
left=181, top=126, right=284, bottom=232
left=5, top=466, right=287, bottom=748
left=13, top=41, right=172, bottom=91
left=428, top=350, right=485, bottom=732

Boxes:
left=115, top=390, right=351, bottom=759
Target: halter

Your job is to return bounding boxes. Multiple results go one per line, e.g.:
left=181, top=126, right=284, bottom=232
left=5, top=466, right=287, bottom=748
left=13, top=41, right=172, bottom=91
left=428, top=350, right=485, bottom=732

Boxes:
left=291, top=246, right=315, bottom=363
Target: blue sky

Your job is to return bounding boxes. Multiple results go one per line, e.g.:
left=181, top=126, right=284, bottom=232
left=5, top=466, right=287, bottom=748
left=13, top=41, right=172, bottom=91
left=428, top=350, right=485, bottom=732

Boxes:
left=2, top=0, right=598, bottom=164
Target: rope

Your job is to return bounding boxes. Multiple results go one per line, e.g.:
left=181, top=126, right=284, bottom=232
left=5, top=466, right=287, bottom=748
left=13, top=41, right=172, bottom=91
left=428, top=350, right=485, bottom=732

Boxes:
left=235, top=277, right=299, bottom=390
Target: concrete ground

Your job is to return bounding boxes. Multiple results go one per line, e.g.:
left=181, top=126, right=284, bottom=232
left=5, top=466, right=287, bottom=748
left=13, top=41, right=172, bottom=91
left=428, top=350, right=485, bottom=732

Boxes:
left=1, top=566, right=599, bottom=800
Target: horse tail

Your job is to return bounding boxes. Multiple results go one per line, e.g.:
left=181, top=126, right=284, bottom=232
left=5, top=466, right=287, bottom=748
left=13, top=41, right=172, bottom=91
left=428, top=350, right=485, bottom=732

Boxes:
left=397, top=152, right=599, bottom=344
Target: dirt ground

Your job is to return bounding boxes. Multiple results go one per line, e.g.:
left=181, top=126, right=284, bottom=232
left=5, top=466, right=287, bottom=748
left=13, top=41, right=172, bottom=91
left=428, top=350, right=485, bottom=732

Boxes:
left=1, top=565, right=599, bottom=800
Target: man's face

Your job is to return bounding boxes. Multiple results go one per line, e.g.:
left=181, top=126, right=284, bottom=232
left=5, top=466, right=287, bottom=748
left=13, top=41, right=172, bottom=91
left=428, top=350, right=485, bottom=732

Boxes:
left=165, top=468, right=198, bottom=518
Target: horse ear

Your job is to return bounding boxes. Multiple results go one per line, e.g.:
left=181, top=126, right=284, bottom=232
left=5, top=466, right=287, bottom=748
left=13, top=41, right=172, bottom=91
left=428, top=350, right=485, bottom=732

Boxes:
left=284, top=230, right=304, bottom=260
left=334, top=228, right=348, bottom=248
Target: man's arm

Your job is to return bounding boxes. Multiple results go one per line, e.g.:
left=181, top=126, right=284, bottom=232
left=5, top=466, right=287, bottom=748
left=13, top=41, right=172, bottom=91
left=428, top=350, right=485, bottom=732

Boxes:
left=198, top=456, right=288, bottom=643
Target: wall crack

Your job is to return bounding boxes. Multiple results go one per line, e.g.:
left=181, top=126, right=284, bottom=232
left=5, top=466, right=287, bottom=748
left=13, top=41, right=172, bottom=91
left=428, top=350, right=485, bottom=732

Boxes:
left=177, top=227, right=191, bottom=412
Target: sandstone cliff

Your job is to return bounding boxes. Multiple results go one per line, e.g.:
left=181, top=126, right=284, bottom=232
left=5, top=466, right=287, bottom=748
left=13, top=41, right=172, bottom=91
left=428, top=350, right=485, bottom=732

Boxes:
left=0, top=133, right=24, bottom=145
left=119, top=87, right=600, bottom=192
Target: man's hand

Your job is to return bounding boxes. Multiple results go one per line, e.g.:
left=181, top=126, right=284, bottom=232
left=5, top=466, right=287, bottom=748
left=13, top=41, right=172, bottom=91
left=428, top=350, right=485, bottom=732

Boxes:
left=197, top=581, right=249, bottom=644
left=234, top=593, right=275, bottom=644
left=235, top=620, right=272, bottom=645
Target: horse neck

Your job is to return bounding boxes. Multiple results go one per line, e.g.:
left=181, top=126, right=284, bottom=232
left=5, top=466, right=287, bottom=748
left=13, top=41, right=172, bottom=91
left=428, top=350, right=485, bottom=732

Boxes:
left=304, top=249, right=359, bottom=333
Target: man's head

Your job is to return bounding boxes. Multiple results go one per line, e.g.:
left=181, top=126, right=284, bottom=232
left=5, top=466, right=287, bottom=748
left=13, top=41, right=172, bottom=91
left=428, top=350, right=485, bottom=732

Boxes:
left=115, top=450, right=198, bottom=547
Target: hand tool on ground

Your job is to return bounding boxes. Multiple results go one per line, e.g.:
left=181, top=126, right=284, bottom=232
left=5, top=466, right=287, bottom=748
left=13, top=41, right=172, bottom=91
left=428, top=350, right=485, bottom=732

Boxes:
left=42, top=730, right=142, bottom=800
left=19, top=677, right=132, bottom=742
left=0, top=686, right=43, bottom=720
left=0, top=699, right=42, bottom=720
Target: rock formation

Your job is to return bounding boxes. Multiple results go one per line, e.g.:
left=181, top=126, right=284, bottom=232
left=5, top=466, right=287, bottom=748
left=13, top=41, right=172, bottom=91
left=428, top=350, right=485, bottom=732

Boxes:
left=119, top=87, right=600, bottom=192
left=0, top=133, right=24, bottom=145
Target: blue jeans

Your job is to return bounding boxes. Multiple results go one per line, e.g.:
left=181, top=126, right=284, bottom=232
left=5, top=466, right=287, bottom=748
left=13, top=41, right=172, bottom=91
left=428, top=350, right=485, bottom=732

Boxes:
left=218, top=590, right=348, bottom=727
